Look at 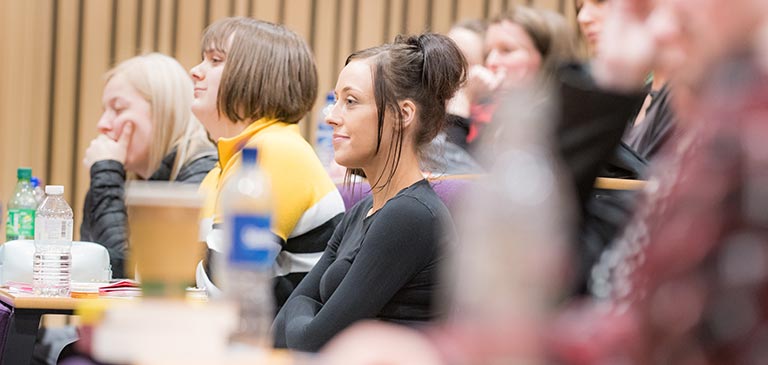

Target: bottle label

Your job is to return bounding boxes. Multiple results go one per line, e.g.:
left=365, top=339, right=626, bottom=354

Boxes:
left=6, top=208, right=35, bottom=239
left=228, top=214, right=278, bottom=266
left=35, top=216, right=73, bottom=241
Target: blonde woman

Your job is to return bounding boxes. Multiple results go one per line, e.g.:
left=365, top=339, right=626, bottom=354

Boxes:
left=81, top=53, right=217, bottom=279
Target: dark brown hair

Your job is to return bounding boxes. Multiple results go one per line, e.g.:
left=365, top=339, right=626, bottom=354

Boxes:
left=200, top=17, right=317, bottom=124
left=345, top=33, right=467, bottom=189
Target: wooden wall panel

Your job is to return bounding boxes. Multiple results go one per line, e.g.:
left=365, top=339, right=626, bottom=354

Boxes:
left=49, top=0, right=81, bottom=202
left=430, top=0, right=453, bottom=34
left=74, top=0, right=113, bottom=236
left=155, top=0, right=175, bottom=55
left=208, top=0, right=230, bottom=23
left=456, top=0, right=484, bottom=23
left=253, top=0, right=280, bottom=23
left=0, top=0, right=53, bottom=236
left=233, top=0, right=250, bottom=16
left=114, top=0, right=140, bottom=63
left=357, top=0, right=386, bottom=50
left=388, top=0, right=406, bottom=41
left=138, top=0, right=156, bottom=53
left=175, top=0, right=206, bottom=70
left=405, top=0, right=429, bottom=34
left=0, top=0, right=577, bottom=241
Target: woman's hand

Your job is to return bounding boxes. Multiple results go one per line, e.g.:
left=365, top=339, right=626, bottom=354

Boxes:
left=464, top=65, right=506, bottom=104
left=83, top=122, right=134, bottom=170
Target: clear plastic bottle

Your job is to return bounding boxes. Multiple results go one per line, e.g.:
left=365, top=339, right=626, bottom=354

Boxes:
left=315, top=92, right=336, bottom=169
left=30, top=176, right=46, bottom=206
left=33, top=185, right=74, bottom=297
left=218, top=147, right=279, bottom=348
left=6, top=167, right=38, bottom=241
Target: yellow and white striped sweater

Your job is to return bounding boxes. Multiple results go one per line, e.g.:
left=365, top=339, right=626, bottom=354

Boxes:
left=198, top=118, right=345, bottom=305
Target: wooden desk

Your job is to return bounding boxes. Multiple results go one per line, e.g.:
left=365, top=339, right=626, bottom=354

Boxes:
left=0, top=289, right=85, bottom=365
left=594, top=177, right=647, bottom=191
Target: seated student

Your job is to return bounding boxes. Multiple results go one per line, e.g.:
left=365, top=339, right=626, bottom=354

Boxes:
left=451, top=6, right=577, bottom=152
left=190, top=17, right=345, bottom=307
left=272, top=32, right=467, bottom=352
left=81, top=53, right=216, bottom=279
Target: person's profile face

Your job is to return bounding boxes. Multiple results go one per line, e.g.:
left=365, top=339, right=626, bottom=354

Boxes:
left=576, top=0, right=608, bottom=52
left=485, top=20, right=543, bottom=88
left=190, top=42, right=227, bottom=141
left=325, top=60, right=386, bottom=170
left=96, top=74, right=153, bottom=176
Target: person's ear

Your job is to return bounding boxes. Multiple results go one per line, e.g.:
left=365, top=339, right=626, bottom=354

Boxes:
left=399, top=99, right=417, bottom=130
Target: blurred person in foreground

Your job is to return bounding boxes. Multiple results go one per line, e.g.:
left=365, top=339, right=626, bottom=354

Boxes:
left=81, top=53, right=216, bottom=280
left=322, top=0, right=768, bottom=363
left=552, top=0, right=768, bottom=363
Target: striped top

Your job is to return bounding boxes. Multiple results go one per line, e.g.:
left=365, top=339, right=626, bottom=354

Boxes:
left=198, top=118, right=345, bottom=304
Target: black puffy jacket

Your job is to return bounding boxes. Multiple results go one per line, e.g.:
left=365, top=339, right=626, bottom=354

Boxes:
left=80, top=149, right=217, bottom=279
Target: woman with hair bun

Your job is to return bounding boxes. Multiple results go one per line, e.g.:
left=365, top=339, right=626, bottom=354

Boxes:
left=272, top=32, right=467, bottom=352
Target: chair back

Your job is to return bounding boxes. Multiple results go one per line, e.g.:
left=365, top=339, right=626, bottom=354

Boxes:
left=0, top=240, right=111, bottom=285
left=337, top=176, right=477, bottom=211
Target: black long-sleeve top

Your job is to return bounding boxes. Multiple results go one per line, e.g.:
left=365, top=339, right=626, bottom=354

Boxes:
left=80, top=149, right=216, bottom=278
left=272, top=179, right=452, bottom=352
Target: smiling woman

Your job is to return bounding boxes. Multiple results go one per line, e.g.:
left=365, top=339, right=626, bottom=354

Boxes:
left=272, top=32, right=467, bottom=352
left=80, top=53, right=217, bottom=279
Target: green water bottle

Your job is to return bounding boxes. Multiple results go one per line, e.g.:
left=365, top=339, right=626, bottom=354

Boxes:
left=6, top=167, right=37, bottom=241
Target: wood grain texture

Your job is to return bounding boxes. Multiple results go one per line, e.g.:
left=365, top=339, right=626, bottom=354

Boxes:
left=0, top=0, right=577, bottom=240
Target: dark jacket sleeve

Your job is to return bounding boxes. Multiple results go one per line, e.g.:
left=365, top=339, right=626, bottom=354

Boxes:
left=272, top=218, right=343, bottom=349
left=554, top=63, right=647, bottom=213
left=81, top=154, right=216, bottom=279
left=80, top=160, right=129, bottom=279
left=554, top=64, right=648, bottom=296
left=175, top=154, right=217, bottom=183
left=274, top=196, right=439, bottom=352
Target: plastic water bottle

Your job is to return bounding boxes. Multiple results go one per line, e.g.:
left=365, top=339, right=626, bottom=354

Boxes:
left=33, top=185, right=74, bottom=297
left=315, top=92, right=336, bottom=170
left=30, top=177, right=46, bottom=206
left=6, top=167, right=37, bottom=241
left=219, top=147, right=279, bottom=348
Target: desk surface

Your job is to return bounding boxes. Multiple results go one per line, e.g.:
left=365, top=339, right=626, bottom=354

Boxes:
left=0, top=288, right=85, bottom=310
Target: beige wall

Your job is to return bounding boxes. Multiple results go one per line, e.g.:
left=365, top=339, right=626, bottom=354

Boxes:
left=0, top=0, right=576, bottom=239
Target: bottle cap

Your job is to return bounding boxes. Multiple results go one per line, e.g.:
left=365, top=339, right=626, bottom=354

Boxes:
left=30, top=177, right=40, bottom=188
left=17, top=167, right=32, bottom=180
left=241, top=147, right=258, bottom=166
left=45, top=185, right=64, bottom=195
left=325, top=91, right=335, bottom=103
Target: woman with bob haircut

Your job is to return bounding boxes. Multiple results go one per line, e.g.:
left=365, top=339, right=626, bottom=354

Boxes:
left=272, top=32, right=467, bottom=352
left=81, top=52, right=217, bottom=279
left=191, top=17, right=345, bottom=307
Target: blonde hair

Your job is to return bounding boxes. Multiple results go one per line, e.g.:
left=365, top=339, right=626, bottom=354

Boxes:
left=105, top=53, right=212, bottom=180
